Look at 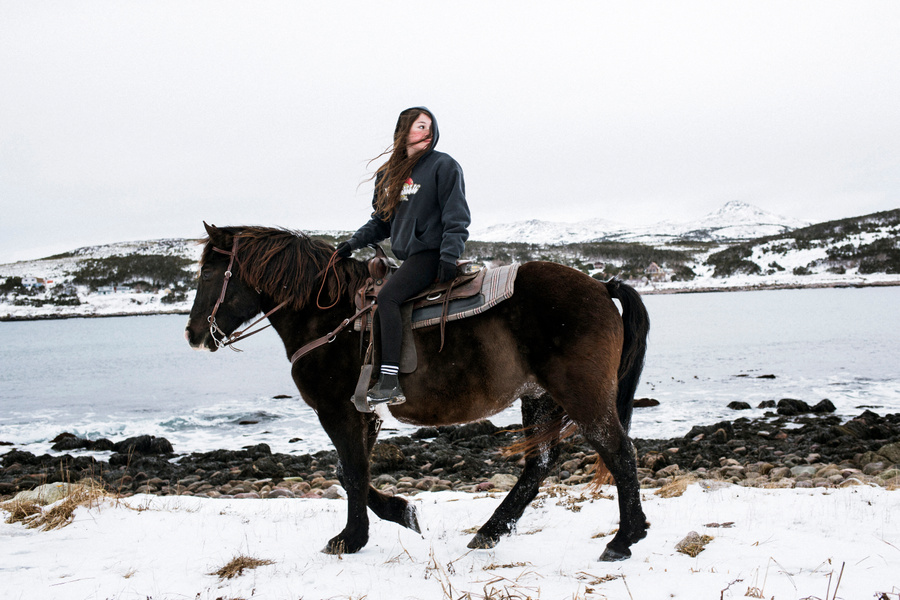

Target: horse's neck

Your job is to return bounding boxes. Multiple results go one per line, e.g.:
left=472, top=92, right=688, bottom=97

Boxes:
left=263, top=297, right=352, bottom=355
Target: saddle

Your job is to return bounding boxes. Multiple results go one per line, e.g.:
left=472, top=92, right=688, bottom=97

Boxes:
left=354, top=245, right=485, bottom=323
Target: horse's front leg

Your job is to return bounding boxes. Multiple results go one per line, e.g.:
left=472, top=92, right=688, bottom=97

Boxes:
left=361, top=413, right=421, bottom=533
left=316, top=404, right=373, bottom=554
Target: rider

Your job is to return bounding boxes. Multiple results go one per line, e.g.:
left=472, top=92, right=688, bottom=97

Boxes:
left=336, top=107, right=470, bottom=406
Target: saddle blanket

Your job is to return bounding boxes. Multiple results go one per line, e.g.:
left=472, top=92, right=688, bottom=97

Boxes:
left=410, top=263, right=519, bottom=329
left=353, top=263, right=520, bottom=332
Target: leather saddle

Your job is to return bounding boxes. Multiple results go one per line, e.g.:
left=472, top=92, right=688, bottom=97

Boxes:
left=354, top=245, right=485, bottom=317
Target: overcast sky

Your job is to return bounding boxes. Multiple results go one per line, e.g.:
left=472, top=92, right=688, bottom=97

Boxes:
left=1, top=1, right=898, bottom=263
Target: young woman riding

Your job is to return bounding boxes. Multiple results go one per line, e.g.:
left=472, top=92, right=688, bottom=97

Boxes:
left=336, top=107, right=471, bottom=407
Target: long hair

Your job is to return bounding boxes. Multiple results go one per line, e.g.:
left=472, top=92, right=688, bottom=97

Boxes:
left=367, top=108, right=433, bottom=220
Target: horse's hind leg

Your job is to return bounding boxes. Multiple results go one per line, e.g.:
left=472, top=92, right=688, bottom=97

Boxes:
left=579, top=416, right=648, bottom=561
left=468, top=393, right=563, bottom=549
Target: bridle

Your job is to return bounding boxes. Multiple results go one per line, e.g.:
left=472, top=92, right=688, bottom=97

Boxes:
left=207, top=236, right=287, bottom=351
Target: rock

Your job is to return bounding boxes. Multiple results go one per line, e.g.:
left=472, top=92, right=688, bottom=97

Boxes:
left=769, top=467, right=790, bottom=481
left=9, top=482, right=84, bottom=505
left=113, top=435, right=174, bottom=455
left=243, top=443, right=272, bottom=458
left=812, top=399, right=836, bottom=413
left=560, top=459, right=582, bottom=473
left=641, top=452, right=668, bottom=472
left=373, top=474, right=398, bottom=487
left=877, top=442, right=900, bottom=464
left=634, top=398, right=660, bottom=408
left=727, top=401, right=752, bottom=411
left=712, top=428, right=729, bottom=444
left=489, top=474, right=518, bottom=491
left=371, top=443, right=405, bottom=474
left=675, top=531, right=713, bottom=557
left=757, top=400, right=776, bottom=409
left=863, top=462, right=886, bottom=475
left=656, top=464, right=681, bottom=478
left=777, top=398, right=812, bottom=416
left=321, top=486, right=345, bottom=499
left=879, top=468, right=900, bottom=481
left=51, top=434, right=87, bottom=451
left=790, top=466, right=818, bottom=478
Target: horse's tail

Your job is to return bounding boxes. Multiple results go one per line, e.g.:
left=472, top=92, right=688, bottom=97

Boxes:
left=604, top=278, right=650, bottom=434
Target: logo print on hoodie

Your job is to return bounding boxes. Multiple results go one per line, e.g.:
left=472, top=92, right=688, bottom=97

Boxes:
left=400, top=178, right=420, bottom=202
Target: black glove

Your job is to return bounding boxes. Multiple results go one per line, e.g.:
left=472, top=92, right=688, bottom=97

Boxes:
left=335, top=242, right=353, bottom=258
left=436, top=260, right=457, bottom=283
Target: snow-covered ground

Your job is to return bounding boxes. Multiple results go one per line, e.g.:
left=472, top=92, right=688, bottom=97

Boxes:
left=2, top=482, right=897, bottom=600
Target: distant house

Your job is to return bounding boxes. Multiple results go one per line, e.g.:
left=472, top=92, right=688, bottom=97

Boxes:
left=96, top=284, right=135, bottom=294
left=21, top=277, right=45, bottom=289
left=645, top=262, right=668, bottom=283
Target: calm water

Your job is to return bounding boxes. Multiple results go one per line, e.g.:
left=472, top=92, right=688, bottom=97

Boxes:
left=1, top=287, right=898, bottom=456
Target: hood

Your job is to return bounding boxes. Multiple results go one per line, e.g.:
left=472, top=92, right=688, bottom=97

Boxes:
left=394, top=106, right=439, bottom=152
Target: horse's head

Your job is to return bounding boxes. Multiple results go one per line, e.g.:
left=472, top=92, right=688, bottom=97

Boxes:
left=185, top=222, right=263, bottom=351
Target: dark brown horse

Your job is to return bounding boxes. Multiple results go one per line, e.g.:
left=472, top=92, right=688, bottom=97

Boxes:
left=185, top=223, right=651, bottom=561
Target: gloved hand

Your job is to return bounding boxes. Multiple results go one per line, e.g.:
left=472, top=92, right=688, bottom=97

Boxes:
left=335, top=242, right=353, bottom=258
left=436, top=260, right=457, bottom=283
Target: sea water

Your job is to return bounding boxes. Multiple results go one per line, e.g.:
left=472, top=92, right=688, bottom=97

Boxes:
left=1, top=287, right=898, bottom=456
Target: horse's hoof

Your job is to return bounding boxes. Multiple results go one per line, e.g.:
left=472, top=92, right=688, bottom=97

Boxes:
left=321, top=542, right=345, bottom=555
left=403, top=504, right=421, bottom=533
left=321, top=536, right=364, bottom=555
left=467, top=533, right=500, bottom=549
left=599, top=545, right=631, bottom=562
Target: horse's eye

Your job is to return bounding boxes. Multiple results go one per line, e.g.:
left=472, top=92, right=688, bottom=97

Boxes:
left=201, top=267, right=211, bottom=281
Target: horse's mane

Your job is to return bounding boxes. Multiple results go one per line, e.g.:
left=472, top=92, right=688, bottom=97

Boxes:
left=200, top=226, right=367, bottom=311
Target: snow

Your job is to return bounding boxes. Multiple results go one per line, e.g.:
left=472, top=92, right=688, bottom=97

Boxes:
left=2, top=482, right=897, bottom=599
left=469, top=201, right=808, bottom=245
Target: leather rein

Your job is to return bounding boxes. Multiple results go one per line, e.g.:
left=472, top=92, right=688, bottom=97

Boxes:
left=207, top=236, right=373, bottom=357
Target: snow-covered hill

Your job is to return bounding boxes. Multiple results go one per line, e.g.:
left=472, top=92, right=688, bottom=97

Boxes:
left=470, top=201, right=807, bottom=245
left=1, top=203, right=897, bottom=320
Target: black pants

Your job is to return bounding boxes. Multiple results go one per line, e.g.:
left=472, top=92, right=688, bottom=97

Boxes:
left=377, top=249, right=440, bottom=366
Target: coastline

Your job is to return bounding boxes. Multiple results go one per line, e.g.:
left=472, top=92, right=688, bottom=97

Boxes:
left=3, top=278, right=899, bottom=322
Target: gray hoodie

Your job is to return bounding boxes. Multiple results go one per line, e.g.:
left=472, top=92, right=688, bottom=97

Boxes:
left=348, top=107, right=470, bottom=263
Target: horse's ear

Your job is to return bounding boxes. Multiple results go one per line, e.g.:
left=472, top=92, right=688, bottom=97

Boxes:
left=203, top=221, right=224, bottom=243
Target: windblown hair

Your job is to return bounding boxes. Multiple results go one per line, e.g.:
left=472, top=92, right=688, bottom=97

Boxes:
left=200, top=226, right=367, bottom=311
left=367, top=108, right=433, bottom=220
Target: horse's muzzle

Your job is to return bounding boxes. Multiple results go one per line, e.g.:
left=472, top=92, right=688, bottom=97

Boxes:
left=185, top=322, right=216, bottom=352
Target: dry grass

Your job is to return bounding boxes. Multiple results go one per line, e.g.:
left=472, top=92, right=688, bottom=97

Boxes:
left=675, top=531, right=714, bottom=557
left=1, top=481, right=107, bottom=531
left=654, top=475, right=697, bottom=498
left=210, top=554, right=275, bottom=580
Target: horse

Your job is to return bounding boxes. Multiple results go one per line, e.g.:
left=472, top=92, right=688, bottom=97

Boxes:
left=185, top=223, right=651, bottom=561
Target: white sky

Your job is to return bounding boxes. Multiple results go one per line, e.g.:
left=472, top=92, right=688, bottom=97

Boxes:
left=1, top=1, right=899, bottom=263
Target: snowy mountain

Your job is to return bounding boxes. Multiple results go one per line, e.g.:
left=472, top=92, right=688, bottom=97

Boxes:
left=470, top=201, right=807, bottom=245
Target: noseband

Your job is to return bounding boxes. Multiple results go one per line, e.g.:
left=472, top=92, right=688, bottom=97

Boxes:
left=207, top=236, right=287, bottom=351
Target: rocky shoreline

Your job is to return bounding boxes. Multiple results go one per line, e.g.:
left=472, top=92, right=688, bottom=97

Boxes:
left=2, top=405, right=899, bottom=502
